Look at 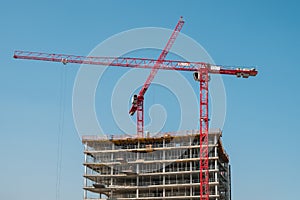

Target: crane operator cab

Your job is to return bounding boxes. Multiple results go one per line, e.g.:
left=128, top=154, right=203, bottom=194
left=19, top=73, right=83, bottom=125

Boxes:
left=193, top=72, right=210, bottom=82
left=129, top=94, right=138, bottom=116
left=131, top=94, right=138, bottom=105
left=193, top=72, right=200, bottom=81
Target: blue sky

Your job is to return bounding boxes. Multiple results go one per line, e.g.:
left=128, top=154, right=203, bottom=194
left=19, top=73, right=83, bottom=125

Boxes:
left=1, top=0, right=299, bottom=200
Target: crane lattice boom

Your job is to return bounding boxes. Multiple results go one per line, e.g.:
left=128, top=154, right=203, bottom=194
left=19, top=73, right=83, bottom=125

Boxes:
left=138, top=16, right=185, bottom=97
left=129, top=16, right=184, bottom=137
left=13, top=50, right=257, bottom=77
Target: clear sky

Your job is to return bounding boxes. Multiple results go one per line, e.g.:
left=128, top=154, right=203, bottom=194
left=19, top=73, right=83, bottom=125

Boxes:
left=1, top=0, right=299, bottom=200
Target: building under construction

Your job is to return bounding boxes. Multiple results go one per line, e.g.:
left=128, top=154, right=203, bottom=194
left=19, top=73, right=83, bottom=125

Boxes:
left=82, top=129, right=231, bottom=200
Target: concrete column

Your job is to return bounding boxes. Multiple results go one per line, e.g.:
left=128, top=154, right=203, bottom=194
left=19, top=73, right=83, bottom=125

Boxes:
left=214, top=136, right=218, bottom=198
left=228, top=165, right=232, bottom=200
left=111, top=150, right=114, bottom=162
left=215, top=184, right=218, bottom=196
left=163, top=142, right=166, bottom=197
left=214, top=146, right=218, bottom=158
left=136, top=140, right=140, bottom=199
left=214, top=145, right=218, bottom=170
left=163, top=136, right=166, bottom=197
left=83, top=143, right=87, bottom=199
left=136, top=176, right=139, bottom=198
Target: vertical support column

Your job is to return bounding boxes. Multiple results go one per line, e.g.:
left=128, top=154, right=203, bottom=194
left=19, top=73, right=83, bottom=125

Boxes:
left=189, top=136, right=193, bottom=196
left=83, top=143, right=88, bottom=199
left=214, top=135, right=217, bottom=156
left=137, top=96, right=144, bottom=138
left=110, top=143, right=114, bottom=199
left=215, top=165, right=218, bottom=196
left=136, top=176, right=139, bottom=198
left=214, top=135, right=218, bottom=197
left=136, top=140, right=140, bottom=199
left=228, top=165, right=232, bottom=200
left=163, top=138, right=166, bottom=197
left=199, top=67, right=209, bottom=200
left=111, top=143, right=114, bottom=187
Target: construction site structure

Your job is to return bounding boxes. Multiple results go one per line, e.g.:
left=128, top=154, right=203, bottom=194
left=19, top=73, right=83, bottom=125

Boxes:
left=13, top=49, right=256, bottom=200
left=13, top=17, right=257, bottom=200
left=82, top=129, right=231, bottom=200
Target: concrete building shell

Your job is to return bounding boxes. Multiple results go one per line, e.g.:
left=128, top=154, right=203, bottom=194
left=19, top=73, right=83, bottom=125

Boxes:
left=82, top=129, right=231, bottom=200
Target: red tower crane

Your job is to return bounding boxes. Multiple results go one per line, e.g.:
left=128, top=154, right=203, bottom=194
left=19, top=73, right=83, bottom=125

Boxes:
left=13, top=18, right=258, bottom=200
left=129, top=16, right=184, bottom=138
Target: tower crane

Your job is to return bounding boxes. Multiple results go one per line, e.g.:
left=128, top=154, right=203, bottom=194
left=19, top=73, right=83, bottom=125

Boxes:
left=129, top=16, right=184, bottom=138
left=13, top=17, right=258, bottom=200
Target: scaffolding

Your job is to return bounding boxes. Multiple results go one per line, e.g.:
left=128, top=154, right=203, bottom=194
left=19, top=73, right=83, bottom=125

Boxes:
left=82, top=129, right=231, bottom=200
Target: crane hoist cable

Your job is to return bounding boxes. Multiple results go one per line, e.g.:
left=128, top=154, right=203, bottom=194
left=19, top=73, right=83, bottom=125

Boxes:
left=56, top=66, right=67, bottom=200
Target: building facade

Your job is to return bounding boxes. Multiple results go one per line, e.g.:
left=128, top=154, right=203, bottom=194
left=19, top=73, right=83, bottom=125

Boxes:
left=82, top=129, right=231, bottom=200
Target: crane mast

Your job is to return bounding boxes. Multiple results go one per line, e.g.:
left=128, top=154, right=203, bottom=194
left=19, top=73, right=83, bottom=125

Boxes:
left=13, top=17, right=258, bottom=200
left=199, top=67, right=209, bottom=200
